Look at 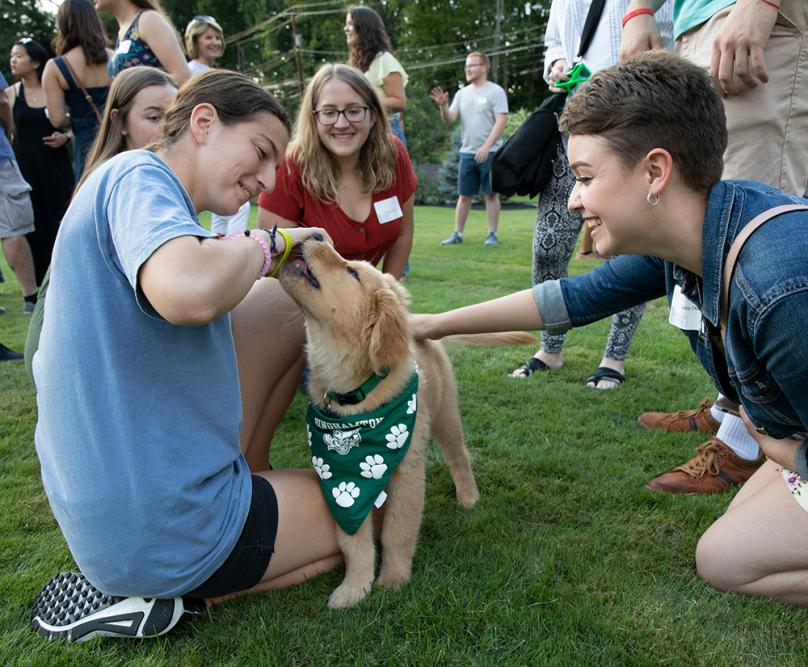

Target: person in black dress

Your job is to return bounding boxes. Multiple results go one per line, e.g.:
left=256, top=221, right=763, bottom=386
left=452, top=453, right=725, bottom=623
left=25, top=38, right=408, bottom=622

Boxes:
left=8, top=39, right=74, bottom=287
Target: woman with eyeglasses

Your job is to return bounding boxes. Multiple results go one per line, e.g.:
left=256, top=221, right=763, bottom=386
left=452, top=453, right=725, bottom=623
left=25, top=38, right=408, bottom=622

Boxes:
left=100, top=0, right=190, bottom=85
left=258, top=64, right=416, bottom=280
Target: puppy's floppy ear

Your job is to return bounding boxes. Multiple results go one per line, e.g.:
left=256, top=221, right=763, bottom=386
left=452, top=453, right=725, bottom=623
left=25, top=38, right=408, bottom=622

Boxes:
left=364, top=276, right=411, bottom=374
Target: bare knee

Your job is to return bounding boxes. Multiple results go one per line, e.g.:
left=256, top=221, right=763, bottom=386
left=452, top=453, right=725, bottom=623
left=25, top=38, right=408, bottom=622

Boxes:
left=457, top=195, right=472, bottom=205
left=696, top=524, right=747, bottom=592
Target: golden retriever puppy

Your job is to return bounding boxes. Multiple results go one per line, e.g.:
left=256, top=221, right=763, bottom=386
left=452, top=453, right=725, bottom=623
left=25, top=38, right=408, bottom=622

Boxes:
left=279, top=239, right=484, bottom=609
left=280, top=240, right=534, bottom=607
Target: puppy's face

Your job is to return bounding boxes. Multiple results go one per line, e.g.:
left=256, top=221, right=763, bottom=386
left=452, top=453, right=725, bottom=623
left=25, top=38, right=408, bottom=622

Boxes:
left=279, top=240, right=411, bottom=373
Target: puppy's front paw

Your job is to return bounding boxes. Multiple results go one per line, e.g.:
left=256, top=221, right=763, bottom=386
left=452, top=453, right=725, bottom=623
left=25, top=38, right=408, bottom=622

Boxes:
left=457, top=486, right=480, bottom=508
left=327, top=582, right=370, bottom=609
left=376, top=566, right=411, bottom=591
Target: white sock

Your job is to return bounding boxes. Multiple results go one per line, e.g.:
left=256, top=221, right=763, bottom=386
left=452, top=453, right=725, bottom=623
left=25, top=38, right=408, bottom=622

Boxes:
left=716, top=413, right=760, bottom=461
left=709, top=393, right=726, bottom=424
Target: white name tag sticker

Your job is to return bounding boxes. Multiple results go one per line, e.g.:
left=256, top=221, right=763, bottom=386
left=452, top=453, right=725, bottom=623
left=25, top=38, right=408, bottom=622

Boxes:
left=669, top=284, right=702, bottom=331
left=477, top=96, right=488, bottom=104
left=373, top=196, right=403, bottom=224
left=116, top=40, right=132, bottom=55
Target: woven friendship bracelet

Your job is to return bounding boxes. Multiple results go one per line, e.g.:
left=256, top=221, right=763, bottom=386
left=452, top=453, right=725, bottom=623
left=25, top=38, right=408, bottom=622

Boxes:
left=258, top=225, right=295, bottom=278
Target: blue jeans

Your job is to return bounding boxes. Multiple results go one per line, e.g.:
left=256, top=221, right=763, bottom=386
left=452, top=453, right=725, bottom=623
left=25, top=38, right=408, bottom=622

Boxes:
left=389, top=116, right=407, bottom=147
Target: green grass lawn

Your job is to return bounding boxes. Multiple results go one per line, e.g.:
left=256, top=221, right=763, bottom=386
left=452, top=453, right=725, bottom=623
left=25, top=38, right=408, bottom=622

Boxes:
left=1, top=206, right=805, bottom=664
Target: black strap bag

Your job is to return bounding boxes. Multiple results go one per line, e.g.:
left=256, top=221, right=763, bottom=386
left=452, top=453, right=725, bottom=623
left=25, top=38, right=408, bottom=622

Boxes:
left=491, top=0, right=606, bottom=198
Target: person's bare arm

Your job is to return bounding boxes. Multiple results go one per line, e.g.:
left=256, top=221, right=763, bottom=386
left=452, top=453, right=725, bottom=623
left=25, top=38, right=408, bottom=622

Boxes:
left=475, top=112, right=507, bottom=164
left=139, top=10, right=191, bottom=85
left=1, top=86, right=14, bottom=138
left=42, top=60, right=70, bottom=129
left=618, top=0, right=667, bottom=62
left=411, top=288, right=544, bottom=340
left=381, top=72, right=407, bottom=112
left=710, top=0, right=779, bottom=97
left=257, top=207, right=300, bottom=229
left=139, top=227, right=323, bottom=325
left=429, top=86, right=459, bottom=123
left=381, top=195, right=414, bottom=280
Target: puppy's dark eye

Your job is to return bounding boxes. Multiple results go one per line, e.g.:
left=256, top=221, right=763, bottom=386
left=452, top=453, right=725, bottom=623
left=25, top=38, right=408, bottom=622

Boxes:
left=347, top=266, right=360, bottom=281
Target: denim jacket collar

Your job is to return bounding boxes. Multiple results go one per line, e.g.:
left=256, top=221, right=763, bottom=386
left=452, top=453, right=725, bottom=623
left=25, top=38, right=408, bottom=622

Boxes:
left=671, top=181, right=737, bottom=328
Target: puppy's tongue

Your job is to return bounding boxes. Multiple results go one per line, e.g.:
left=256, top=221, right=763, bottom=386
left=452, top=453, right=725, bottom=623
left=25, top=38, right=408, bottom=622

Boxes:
left=290, top=257, right=308, bottom=272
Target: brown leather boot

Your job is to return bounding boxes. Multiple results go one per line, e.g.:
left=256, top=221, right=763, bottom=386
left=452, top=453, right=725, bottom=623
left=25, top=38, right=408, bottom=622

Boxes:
left=637, top=398, right=720, bottom=434
left=645, top=438, right=765, bottom=494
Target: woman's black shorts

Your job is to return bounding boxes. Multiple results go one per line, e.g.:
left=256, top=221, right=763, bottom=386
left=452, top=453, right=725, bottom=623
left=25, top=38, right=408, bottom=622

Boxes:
left=185, top=474, right=278, bottom=599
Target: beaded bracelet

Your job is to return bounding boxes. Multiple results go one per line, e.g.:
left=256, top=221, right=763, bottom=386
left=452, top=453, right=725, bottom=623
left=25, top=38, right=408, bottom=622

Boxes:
left=225, top=230, right=272, bottom=279
left=621, top=7, right=654, bottom=28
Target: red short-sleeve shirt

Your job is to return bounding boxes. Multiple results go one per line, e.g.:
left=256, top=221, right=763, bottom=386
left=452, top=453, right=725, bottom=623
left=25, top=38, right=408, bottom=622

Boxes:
left=258, top=136, right=417, bottom=267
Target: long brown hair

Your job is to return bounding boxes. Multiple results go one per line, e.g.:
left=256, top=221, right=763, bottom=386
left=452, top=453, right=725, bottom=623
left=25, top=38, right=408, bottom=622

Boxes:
left=53, top=0, right=108, bottom=64
left=346, top=6, right=394, bottom=73
left=76, top=66, right=176, bottom=191
left=290, top=64, right=395, bottom=203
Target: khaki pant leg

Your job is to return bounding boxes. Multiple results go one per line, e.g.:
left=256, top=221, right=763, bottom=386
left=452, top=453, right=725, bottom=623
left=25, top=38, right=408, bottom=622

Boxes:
left=676, top=0, right=808, bottom=196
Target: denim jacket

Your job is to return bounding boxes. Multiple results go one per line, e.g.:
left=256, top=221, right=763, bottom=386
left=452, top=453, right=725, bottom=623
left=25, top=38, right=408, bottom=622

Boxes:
left=535, top=180, right=808, bottom=439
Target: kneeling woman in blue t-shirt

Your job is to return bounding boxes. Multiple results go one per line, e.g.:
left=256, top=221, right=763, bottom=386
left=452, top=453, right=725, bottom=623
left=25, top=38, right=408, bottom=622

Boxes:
left=31, top=69, right=341, bottom=641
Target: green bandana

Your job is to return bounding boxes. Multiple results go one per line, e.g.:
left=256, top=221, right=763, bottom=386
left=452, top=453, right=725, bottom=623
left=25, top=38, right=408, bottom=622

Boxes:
left=307, top=372, right=419, bottom=535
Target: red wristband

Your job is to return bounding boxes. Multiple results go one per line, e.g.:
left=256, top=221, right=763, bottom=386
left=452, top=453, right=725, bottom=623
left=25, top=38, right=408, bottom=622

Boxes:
left=759, top=0, right=780, bottom=9
left=622, top=7, right=655, bottom=28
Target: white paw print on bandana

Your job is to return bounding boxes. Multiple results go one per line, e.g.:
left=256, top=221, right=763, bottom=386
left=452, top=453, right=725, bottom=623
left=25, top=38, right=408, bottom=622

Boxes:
left=386, top=424, right=409, bottom=449
left=333, top=481, right=360, bottom=507
left=407, top=394, right=417, bottom=415
left=306, top=424, right=312, bottom=448
left=360, top=454, right=388, bottom=480
left=312, top=456, right=332, bottom=480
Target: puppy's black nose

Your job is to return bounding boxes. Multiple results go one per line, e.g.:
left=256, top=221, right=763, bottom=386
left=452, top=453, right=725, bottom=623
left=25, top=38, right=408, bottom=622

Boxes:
left=312, top=233, right=324, bottom=241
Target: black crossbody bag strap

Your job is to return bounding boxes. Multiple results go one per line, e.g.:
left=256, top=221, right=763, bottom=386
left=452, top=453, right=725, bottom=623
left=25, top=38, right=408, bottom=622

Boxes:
left=577, top=0, right=608, bottom=59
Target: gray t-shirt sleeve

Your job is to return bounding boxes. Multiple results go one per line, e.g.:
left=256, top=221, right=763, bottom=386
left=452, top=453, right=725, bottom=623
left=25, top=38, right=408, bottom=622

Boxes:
left=104, top=162, right=216, bottom=318
left=491, top=84, right=509, bottom=114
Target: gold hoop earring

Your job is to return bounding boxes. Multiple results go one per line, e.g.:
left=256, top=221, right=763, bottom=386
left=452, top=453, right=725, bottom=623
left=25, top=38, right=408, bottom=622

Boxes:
left=646, top=191, right=660, bottom=206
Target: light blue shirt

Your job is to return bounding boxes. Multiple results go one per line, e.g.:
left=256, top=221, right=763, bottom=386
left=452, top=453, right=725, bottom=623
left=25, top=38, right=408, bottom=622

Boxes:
left=34, top=150, right=252, bottom=598
left=0, top=72, right=15, bottom=163
left=674, top=0, right=735, bottom=40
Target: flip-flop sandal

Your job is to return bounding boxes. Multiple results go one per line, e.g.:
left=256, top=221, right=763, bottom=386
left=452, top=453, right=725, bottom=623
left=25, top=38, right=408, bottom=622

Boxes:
left=585, top=366, right=625, bottom=388
left=511, top=357, right=550, bottom=377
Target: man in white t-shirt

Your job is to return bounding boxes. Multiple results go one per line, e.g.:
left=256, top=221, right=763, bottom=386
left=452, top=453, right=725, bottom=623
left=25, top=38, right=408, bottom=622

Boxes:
left=431, top=52, right=508, bottom=246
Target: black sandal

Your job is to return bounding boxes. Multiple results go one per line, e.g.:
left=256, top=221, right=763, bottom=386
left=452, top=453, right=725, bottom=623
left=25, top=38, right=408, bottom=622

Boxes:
left=511, top=357, right=550, bottom=377
left=585, top=366, right=625, bottom=387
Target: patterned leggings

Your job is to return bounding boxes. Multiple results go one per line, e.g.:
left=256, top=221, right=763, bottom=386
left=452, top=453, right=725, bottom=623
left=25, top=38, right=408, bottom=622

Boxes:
left=533, top=140, right=645, bottom=359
